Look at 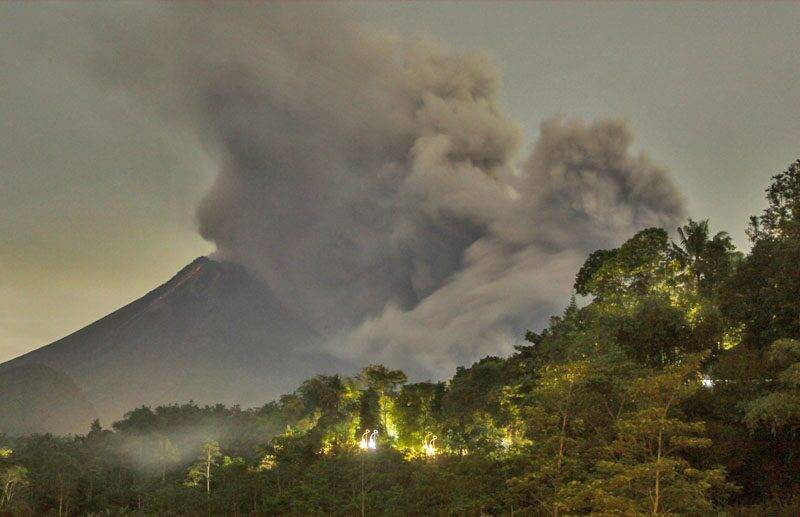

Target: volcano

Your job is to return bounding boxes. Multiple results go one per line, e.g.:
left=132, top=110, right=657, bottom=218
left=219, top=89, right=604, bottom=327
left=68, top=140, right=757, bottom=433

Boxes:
left=0, top=257, right=351, bottom=435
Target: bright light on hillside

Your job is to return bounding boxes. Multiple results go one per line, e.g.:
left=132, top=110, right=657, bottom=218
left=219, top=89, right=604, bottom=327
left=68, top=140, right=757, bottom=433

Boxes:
left=423, top=435, right=437, bottom=457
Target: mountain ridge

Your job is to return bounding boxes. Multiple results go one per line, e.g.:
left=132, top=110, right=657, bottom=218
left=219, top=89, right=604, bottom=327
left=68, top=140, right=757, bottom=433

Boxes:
left=0, top=256, right=352, bottom=434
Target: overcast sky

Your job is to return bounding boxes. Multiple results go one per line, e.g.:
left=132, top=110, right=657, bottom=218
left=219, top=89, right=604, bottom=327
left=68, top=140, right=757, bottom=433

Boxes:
left=1, top=1, right=798, bottom=364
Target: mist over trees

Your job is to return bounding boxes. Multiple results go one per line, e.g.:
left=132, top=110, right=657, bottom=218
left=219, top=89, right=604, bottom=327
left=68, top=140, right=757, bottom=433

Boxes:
left=1, top=160, right=799, bottom=514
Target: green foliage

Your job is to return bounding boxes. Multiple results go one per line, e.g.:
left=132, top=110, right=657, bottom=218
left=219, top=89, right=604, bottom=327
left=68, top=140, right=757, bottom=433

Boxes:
left=610, top=292, right=726, bottom=367
left=566, top=355, right=734, bottom=514
left=440, top=357, right=508, bottom=454
left=394, top=382, right=443, bottom=451
left=359, top=364, right=407, bottom=395
left=574, top=248, right=616, bottom=296
left=186, top=439, right=221, bottom=494
left=720, top=236, right=800, bottom=348
left=672, top=218, right=739, bottom=296
left=0, top=448, right=29, bottom=512
left=743, top=339, right=800, bottom=434
left=6, top=159, right=800, bottom=513
left=359, top=365, right=407, bottom=437
left=748, top=158, right=800, bottom=241
left=0, top=464, right=29, bottom=510
left=575, top=227, right=672, bottom=300
left=156, top=437, right=179, bottom=482
left=724, top=159, right=800, bottom=348
left=358, top=387, right=381, bottom=436
left=509, top=360, right=595, bottom=515
left=614, top=294, right=690, bottom=366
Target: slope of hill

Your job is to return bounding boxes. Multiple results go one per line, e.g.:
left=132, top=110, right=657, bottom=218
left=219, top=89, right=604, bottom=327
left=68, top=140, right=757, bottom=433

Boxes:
left=0, top=257, right=350, bottom=434
left=0, top=363, right=96, bottom=436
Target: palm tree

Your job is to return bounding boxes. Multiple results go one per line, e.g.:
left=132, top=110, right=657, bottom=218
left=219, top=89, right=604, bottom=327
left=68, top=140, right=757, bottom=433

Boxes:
left=673, top=219, right=734, bottom=290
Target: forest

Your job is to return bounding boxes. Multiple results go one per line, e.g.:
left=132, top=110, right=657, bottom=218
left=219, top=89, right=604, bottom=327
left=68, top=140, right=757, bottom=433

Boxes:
left=1, top=160, right=798, bottom=515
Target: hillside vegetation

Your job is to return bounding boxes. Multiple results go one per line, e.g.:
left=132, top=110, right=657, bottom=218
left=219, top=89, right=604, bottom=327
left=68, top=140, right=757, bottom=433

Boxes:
left=1, top=160, right=799, bottom=515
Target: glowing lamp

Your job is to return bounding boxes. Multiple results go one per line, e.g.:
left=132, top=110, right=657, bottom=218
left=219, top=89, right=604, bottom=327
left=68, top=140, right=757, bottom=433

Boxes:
left=359, top=429, right=370, bottom=450
left=423, top=435, right=437, bottom=457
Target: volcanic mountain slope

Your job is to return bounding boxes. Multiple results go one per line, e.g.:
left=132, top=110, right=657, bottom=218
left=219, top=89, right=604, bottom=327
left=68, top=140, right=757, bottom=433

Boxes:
left=0, top=257, right=351, bottom=434
left=0, top=363, right=96, bottom=436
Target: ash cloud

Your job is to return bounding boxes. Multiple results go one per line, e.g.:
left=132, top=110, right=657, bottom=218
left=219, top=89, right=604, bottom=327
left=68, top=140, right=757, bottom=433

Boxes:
left=88, top=4, right=684, bottom=377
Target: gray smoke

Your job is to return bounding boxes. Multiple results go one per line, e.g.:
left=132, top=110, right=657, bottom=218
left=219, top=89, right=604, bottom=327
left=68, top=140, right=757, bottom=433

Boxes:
left=89, top=3, right=684, bottom=377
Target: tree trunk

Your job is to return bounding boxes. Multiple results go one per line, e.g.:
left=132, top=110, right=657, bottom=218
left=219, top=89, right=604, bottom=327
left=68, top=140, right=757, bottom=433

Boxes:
left=554, top=381, right=574, bottom=517
left=380, top=394, right=388, bottom=434
left=361, top=450, right=366, bottom=517
left=653, top=399, right=675, bottom=515
left=206, top=450, right=211, bottom=495
left=3, top=479, right=12, bottom=508
left=653, top=427, right=663, bottom=515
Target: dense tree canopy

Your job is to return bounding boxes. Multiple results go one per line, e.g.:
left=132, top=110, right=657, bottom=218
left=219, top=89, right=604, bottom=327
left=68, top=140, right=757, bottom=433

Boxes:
left=1, top=159, right=799, bottom=515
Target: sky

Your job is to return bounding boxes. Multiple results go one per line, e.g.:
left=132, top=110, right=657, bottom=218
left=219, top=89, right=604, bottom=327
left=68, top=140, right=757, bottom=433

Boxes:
left=1, top=1, right=798, bottom=366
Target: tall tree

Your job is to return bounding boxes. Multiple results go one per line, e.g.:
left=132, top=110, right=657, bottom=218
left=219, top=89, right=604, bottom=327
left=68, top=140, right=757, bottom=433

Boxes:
left=574, top=227, right=672, bottom=301
left=0, top=448, right=28, bottom=511
left=394, top=382, right=444, bottom=452
left=441, top=357, right=507, bottom=454
left=568, top=354, right=732, bottom=514
left=156, top=437, right=180, bottom=483
left=748, top=159, right=800, bottom=241
left=359, top=365, right=407, bottom=436
left=298, top=374, right=360, bottom=448
left=187, top=440, right=222, bottom=495
left=721, top=159, right=800, bottom=347
left=509, top=361, right=592, bottom=516
left=44, top=451, right=81, bottom=517
left=672, top=218, right=737, bottom=294
left=743, top=339, right=800, bottom=435
left=0, top=465, right=28, bottom=511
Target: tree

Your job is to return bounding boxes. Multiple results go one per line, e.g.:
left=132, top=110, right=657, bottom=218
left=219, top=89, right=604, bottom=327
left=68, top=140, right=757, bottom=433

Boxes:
left=748, top=158, right=800, bottom=241
left=672, top=219, right=737, bottom=295
left=722, top=159, right=800, bottom=348
left=743, top=339, right=800, bottom=435
left=44, top=451, right=81, bottom=517
left=88, top=418, right=103, bottom=436
left=0, top=465, right=28, bottom=510
left=720, top=237, right=800, bottom=348
left=0, top=448, right=28, bottom=511
left=569, top=354, right=732, bottom=514
left=187, top=440, right=222, bottom=495
left=574, top=249, right=616, bottom=296
left=394, top=382, right=444, bottom=452
left=216, top=456, right=249, bottom=513
left=613, top=294, right=696, bottom=367
left=358, top=388, right=381, bottom=435
left=359, top=365, right=407, bottom=436
left=509, top=355, right=638, bottom=516
left=573, top=228, right=672, bottom=301
left=570, top=223, right=731, bottom=368
left=441, top=357, right=507, bottom=454
left=157, top=437, right=180, bottom=482
left=509, top=361, right=592, bottom=516
left=618, top=295, right=685, bottom=366
left=298, top=374, right=359, bottom=448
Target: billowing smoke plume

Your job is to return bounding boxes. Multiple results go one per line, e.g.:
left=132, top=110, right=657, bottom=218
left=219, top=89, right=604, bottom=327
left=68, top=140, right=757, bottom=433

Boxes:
left=89, top=4, right=684, bottom=377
